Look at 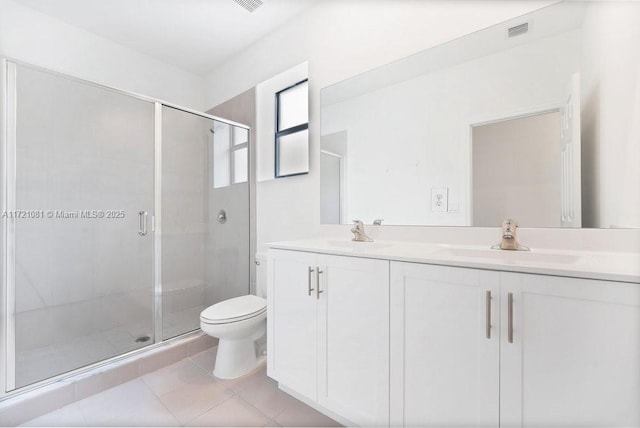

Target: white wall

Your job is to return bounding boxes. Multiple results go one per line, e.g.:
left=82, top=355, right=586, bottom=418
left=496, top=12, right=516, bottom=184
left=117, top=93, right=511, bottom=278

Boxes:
left=581, top=1, right=640, bottom=229
left=321, top=30, right=579, bottom=226
left=0, top=0, right=205, bottom=109
left=204, top=0, right=591, bottom=251
left=205, top=0, right=556, bottom=108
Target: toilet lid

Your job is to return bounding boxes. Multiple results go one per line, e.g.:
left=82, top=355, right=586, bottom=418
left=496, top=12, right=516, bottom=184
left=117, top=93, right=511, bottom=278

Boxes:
left=200, top=295, right=266, bottom=324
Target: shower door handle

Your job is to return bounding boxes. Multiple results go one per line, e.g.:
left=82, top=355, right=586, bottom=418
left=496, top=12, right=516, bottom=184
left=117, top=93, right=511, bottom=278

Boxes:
left=138, top=211, right=148, bottom=236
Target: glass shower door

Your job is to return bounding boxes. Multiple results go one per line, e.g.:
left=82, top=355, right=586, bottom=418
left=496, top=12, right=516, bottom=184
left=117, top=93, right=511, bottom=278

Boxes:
left=9, top=63, right=156, bottom=389
left=160, top=106, right=210, bottom=339
left=160, top=107, right=250, bottom=340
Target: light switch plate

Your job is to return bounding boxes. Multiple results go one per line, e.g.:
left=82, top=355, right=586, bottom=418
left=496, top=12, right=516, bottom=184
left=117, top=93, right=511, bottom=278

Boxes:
left=431, top=187, right=448, bottom=212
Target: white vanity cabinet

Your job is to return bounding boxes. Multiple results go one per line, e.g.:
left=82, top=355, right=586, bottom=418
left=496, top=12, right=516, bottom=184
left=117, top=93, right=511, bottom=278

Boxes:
left=267, top=250, right=318, bottom=401
left=500, top=273, right=640, bottom=427
left=389, top=262, right=501, bottom=427
left=390, top=261, right=640, bottom=427
left=267, top=249, right=390, bottom=427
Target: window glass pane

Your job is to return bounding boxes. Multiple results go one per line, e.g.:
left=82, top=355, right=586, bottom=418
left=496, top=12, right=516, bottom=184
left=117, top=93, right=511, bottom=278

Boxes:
left=233, top=127, right=248, bottom=146
left=277, top=129, right=309, bottom=176
left=233, top=147, right=248, bottom=184
left=278, top=81, right=308, bottom=130
left=213, top=121, right=230, bottom=188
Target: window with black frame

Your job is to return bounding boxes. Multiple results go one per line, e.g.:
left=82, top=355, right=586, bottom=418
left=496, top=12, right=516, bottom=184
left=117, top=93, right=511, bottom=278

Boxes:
left=275, top=79, right=309, bottom=177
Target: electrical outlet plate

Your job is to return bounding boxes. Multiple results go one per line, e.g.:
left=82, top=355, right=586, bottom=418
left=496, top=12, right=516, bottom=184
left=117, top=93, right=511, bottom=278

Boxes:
left=431, top=187, right=448, bottom=212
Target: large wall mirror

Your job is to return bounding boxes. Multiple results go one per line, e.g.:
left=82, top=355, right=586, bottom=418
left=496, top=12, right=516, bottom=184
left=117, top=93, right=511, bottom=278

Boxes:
left=320, top=1, right=640, bottom=228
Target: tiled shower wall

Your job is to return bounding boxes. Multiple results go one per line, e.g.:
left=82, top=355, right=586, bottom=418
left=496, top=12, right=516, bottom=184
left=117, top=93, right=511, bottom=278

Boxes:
left=206, top=88, right=255, bottom=298
left=204, top=183, right=250, bottom=304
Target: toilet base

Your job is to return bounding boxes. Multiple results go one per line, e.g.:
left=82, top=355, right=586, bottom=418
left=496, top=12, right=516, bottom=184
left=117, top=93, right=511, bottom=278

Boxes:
left=213, top=337, right=266, bottom=379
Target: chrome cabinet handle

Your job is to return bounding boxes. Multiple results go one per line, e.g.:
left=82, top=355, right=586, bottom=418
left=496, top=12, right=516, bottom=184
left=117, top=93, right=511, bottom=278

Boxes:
left=308, top=267, right=315, bottom=296
left=485, top=290, right=492, bottom=339
left=316, top=267, right=323, bottom=299
left=138, top=211, right=148, bottom=236
left=508, top=292, right=514, bottom=343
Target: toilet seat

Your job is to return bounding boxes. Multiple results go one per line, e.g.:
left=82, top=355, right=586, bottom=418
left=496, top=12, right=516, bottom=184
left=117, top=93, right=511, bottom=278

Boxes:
left=200, top=295, right=266, bottom=325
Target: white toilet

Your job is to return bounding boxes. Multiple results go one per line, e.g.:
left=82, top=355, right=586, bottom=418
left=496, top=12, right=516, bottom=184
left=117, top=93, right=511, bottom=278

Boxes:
left=200, top=254, right=267, bottom=379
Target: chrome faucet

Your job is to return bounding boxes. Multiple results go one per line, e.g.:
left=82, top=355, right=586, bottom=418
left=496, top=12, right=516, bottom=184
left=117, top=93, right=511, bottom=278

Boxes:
left=351, top=220, right=373, bottom=242
left=373, top=218, right=384, bottom=226
left=492, top=219, right=530, bottom=251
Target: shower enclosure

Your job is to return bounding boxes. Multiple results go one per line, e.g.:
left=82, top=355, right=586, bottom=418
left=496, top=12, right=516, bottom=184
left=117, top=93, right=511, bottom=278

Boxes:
left=0, top=60, right=250, bottom=394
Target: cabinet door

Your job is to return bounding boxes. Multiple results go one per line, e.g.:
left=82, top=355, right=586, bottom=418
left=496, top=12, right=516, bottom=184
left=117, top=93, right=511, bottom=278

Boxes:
left=267, top=249, right=318, bottom=401
left=318, top=255, right=390, bottom=427
left=390, top=262, right=500, bottom=427
left=500, top=273, right=640, bottom=427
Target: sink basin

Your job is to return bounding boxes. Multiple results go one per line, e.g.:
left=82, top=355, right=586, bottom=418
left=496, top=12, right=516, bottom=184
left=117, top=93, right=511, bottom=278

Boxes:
left=442, top=246, right=582, bottom=265
left=326, top=240, right=394, bottom=251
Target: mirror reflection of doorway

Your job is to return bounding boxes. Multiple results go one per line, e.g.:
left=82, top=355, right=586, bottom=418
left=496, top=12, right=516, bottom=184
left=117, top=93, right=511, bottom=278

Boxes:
left=321, top=130, right=347, bottom=224
left=471, top=74, right=581, bottom=228
left=321, top=150, right=343, bottom=224
left=472, top=111, right=565, bottom=227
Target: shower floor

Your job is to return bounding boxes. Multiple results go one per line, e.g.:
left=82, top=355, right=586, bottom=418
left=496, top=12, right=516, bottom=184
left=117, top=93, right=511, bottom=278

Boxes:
left=16, top=305, right=205, bottom=388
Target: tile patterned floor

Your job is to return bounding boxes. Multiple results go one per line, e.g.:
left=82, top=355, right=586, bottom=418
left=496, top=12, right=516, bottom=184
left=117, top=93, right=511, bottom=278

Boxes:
left=20, top=348, right=342, bottom=427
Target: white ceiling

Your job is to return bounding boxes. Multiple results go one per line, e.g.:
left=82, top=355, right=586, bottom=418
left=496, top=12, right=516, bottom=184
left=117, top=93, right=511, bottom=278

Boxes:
left=18, top=0, right=319, bottom=75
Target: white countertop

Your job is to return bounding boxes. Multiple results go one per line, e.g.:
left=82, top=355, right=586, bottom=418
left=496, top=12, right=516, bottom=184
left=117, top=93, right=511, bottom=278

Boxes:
left=267, top=238, right=640, bottom=284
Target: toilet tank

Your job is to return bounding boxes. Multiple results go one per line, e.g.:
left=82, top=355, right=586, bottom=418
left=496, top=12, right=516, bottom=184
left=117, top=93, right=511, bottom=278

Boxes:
left=255, top=253, right=267, bottom=298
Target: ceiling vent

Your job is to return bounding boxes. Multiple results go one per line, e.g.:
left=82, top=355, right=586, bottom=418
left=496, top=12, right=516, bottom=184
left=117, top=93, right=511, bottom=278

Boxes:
left=508, top=22, right=529, bottom=38
left=233, top=0, right=264, bottom=13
